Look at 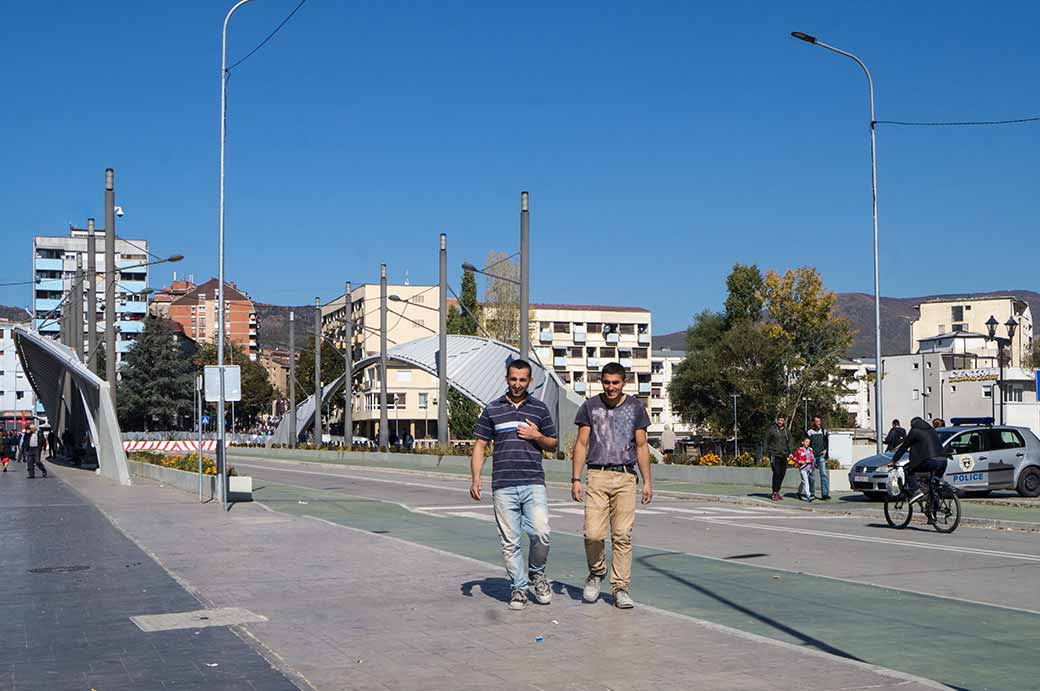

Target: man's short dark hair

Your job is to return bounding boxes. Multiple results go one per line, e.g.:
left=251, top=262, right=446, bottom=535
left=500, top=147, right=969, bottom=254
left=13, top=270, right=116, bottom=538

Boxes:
left=507, top=359, right=532, bottom=376
left=892, top=419, right=901, bottom=426
left=776, top=413, right=786, bottom=420
left=600, top=361, right=626, bottom=379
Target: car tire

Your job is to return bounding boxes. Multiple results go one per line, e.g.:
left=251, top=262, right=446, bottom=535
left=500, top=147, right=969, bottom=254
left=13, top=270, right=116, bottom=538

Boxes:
left=863, top=491, right=887, bottom=501
left=1016, top=467, right=1040, bottom=498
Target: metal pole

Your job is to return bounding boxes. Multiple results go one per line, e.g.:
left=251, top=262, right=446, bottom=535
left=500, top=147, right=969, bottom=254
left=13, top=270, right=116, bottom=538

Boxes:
left=73, top=255, right=83, bottom=358
left=791, top=32, right=883, bottom=453
left=86, top=218, right=97, bottom=372
left=519, top=191, right=530, bottom=360
left=731, top=394, right=739, bottom=457
left=999, top=343, right=1006, bottom=425
left=289, top=310, right=297, bottom=447
left=217, top=0, right=254, bottom=512
left=104, top=168, right=117, bottom=399
left=438, top=234, right=448, bottom=448
left=314, top=297, right=322, bottom=445
left=197, top=374, right=203, bottom=501
left=379, top=263, right=389, bottom=448
left=344, top=281, right=353, bottom=448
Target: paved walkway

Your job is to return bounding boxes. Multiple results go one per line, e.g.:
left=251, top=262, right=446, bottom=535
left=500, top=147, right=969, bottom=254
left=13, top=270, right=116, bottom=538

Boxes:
left=0, top=459, right=298, bottom=691
left=60, top=464, right=943, bottom=690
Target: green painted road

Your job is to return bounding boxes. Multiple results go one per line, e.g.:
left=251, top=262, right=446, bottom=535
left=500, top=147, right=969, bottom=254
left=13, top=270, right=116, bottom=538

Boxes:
left=255, top=480, right=1040, bottom=691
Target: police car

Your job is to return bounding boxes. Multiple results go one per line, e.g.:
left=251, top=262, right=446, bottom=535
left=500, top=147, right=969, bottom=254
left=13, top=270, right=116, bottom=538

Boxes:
left=849, top=418, right=1040, bottom=499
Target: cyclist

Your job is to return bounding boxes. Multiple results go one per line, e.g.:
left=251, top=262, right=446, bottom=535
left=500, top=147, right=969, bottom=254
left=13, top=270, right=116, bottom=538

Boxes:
left=890, top=417, right=948, bottom=512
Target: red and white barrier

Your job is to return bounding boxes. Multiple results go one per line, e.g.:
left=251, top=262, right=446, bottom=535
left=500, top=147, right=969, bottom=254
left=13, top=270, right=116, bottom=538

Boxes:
left=123, top=440, right=221, bottom=452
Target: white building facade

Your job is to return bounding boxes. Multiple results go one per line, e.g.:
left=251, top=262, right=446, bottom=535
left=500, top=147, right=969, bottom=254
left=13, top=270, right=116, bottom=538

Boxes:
left=648, top=348, right=695, bottom=441
left=32, top=226, right=150, bottom=368
left=1, top=319, right=35, bottom=428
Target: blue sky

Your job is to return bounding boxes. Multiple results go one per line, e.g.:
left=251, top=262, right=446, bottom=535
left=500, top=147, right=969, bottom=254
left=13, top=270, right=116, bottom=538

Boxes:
left=3, top=1, right=1038, bottom=334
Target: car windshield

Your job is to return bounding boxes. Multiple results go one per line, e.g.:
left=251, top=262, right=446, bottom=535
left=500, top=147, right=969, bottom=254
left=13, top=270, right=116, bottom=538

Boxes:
left=937, top=430, right=957, bottom=445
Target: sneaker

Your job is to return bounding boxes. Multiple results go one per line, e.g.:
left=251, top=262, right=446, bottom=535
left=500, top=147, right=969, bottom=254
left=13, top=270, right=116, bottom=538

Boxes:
left=771, top=492, right=782, bottom=502
left=821, top=495, right=831, bottom=501
left=582, top=573, right=602, bottom=603
left=508, top=589, right=528, bottom=611
left=613, top=590, right=635, bottom=609
left=530, top=572, right=552, bottom=605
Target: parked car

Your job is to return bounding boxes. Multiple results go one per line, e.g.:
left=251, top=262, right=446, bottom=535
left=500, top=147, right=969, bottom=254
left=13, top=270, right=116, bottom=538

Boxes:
left=849, top=421, right=1040, bottom=500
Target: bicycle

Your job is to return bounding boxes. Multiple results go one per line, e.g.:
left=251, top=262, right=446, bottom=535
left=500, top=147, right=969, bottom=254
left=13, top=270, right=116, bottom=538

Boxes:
left=883, top=462, right=962, bottom=534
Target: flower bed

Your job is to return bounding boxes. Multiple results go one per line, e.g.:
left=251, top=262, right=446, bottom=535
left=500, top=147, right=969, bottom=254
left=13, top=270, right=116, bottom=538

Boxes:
left=128, top=451, right=238, bottom=476
left=666, top=450, right=839, bottom=470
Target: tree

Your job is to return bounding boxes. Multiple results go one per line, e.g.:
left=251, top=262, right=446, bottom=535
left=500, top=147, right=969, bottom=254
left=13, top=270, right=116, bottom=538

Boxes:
left=117, top=317, right=195, bottom=431
left=193, top=341, right=274, bottom=425
left=446, top=265, right=482, bottom=439
left=295, top=337, right=346, bottom=397
left=669, top=264, right=854, bottom=446
left=480, top=250, right=522, bottom=345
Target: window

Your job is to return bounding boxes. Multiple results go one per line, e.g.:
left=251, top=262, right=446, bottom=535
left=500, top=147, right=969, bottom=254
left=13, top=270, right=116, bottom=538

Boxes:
left=539, top=321, right=551, bottom=329
left=937, top=324, right=945, bottom=335
left=926, top=361, right=932, bottom=369
left=554, top=322, right=570, bottom=334
left=16, top=392, right=24, bottom=400
left=600, top=347, right=616, bottom=358
left=619, top=324, right=635, bottom=335
left=912, top=389, right=920, bottom=400
left=413, top=294, right=424, bottom=304
left=633, top=348, right=648, bottom=359
left=951, top=305, right=964, bottom=322
left=983, top=385, right=992, bottom=398
left=913, top=362, right=919, bottom=370
left=587, top=322, right=602, bottom=333
left=419, top=393, right=429, bottom=409
left=948, top=431, right=985, bottom=454
left=952, top=323, right=967, bottom=332
left=569, top=347, right=583, bottom=358
left=1003, top=384, right=1024, bottom=403
left=989, top=429, right=1024, bottom=450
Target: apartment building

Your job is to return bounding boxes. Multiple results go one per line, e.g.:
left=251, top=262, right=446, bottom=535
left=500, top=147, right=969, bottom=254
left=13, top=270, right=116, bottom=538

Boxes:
left=167, top=279, right=259, bottom=361
left=1, top=319, right=35, bottom=428
left=529, top=303, right=653, bottom=406
left=648, top=348, right=695, bottom=441
left=149, top=277, right=197, bottom=318
left=321, top=284, right=442, bottom=440
left=910, top=296, right=1033, bottom=367
left=32, top=226, right=149, bottom=367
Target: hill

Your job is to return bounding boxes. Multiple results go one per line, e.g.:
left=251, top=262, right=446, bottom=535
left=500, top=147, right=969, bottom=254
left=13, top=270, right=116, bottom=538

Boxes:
left=652, top=290, right=1040, bottom=358
left=0, top=305, right=31, bottom=322
left=255, top=303, right=317, bottom=350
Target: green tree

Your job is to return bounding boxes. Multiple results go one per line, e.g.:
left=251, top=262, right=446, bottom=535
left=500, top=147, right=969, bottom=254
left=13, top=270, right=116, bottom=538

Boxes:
left=446, top=265, right=483, bottom=439
left=724, top=263, right=764, bottom=326
left=193, top=341, right=274, bottom=425
left=295, top=337, right=346, bottom=397
left=117, top=317, right=195, bottom=431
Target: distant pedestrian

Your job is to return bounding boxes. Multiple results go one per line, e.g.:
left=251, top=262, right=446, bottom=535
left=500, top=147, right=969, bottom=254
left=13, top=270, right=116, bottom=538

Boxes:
left=389, top=431, right=400, bottom=450
left=571, top=362, right=653, bottom=610
left=21, top=424, right=47, bottom=479
left=793, top=437, right=815, bottom=502
left=806, top=416, right=830, bottom=500
left=931, top=418, right=945, bottom=429
left=660, top=424, right=676, bottom=464
left=470, top=360, right=558, bottom=611
left=765, top=414, right=793, bottom=501
left=884, top=419, right=906, bottom=453
left=48, top=429, right=59, bottom=460
left=403, top=432, right=415, bottom=451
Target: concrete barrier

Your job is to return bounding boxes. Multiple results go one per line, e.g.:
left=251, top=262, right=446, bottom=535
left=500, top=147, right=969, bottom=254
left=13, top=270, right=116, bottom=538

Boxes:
left=228, top=448, right=850, bottom=492
left=127, top=460, right=218, bottom=501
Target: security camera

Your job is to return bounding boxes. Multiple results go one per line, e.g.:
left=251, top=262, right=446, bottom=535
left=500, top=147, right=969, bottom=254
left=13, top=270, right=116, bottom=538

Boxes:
left=114, top=206, right=124, bottom=218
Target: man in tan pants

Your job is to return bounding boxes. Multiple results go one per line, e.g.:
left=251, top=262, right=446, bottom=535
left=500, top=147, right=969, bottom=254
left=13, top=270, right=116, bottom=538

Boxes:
left=571, top=362, right=652, bottom=609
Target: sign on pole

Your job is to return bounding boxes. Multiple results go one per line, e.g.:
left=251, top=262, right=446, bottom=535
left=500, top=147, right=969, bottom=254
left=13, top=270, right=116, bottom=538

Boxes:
left=204, top=365, right=241, bottom=403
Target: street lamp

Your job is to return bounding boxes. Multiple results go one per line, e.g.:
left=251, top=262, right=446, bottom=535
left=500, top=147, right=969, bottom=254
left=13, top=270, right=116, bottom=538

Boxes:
left=460, top=262, right=520, bottom=285
left=791, top=30, right=884, bottom=454
left=985, top=315, right=1018, bottom=425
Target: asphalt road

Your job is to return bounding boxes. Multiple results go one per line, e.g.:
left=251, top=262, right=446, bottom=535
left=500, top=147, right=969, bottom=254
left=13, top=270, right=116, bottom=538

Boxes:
left=235, top=456, right=1040, bottom=691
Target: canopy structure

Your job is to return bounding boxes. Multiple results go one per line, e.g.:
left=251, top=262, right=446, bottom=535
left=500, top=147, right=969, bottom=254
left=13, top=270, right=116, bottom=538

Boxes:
left=14, top=326, right=131, bottom=486
left=269, top=334, right=585, bottom=449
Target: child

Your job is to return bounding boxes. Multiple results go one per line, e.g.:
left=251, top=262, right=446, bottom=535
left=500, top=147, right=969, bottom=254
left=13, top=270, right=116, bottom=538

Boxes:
left=793, top=437, right=815, bottom=502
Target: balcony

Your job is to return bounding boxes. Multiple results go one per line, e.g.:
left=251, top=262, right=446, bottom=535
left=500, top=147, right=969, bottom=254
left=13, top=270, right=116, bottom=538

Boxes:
left=539, top=329, right=553, bottom=343
left=586, top=357, right=599, bottom=369
left=638, top=382, right=652, bottom=395
left=117, top=340, right=134, bottom=353
left=553, top=356, right=567, bottom=368
left=35, top=298, right=61, bottom=313
left=572, top=329, right=586, bottom=344
left=638, top=332, right=651, bottom=345
left=119, top=280, right=147, bottom=294
left=36, top=278, right=64, bottom=292
left=574, top=381, right=587, bottom=394
left=34, top=258, right=64, bottom=272
left=620, top=358, right=633, bottom=369
left=35, top=319, right=59, bottom=333
left=605, top=333, right=619, bottom=344
left=651, top=373, right=665, bottom=384
left=120, top=320, right=145, bottom=333
left=120, top=301, right=147, bottom=314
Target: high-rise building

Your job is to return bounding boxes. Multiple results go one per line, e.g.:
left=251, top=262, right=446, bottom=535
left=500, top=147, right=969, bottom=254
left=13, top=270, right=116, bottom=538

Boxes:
left=166, top=278, right=259, bottom=360
left=648, top=348, right=695, bottom=442
left=32, top=225, right=149, bottom=368
left=150, top=277, right=197, bottom=318
left=1, top=318, right=35, bottom=429
left=910, top=296, right=1033, bottom=367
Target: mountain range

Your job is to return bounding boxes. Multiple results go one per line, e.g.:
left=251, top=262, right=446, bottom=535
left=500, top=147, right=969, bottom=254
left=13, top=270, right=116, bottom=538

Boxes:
left=652, top=290, right=1040, bottom=358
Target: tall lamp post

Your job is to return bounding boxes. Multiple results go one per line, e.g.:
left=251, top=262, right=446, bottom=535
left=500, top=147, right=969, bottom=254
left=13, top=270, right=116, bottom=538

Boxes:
left=791, top=31, right=884, bottom=453
left=217, top=0, right=257, bottom=510
left=985, top=315, right=1018, bottom=425
left=438, top=234, right=448, bottom=448
left=343, top=281, right=353, bottom=447
left=379, top=263, right=389, bottom=449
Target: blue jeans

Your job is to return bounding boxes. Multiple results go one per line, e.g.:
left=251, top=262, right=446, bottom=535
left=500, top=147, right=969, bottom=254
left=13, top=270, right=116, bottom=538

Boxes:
left=492, top=484, right=550, bottom=592
left=808, top=456, right=829, bottom=497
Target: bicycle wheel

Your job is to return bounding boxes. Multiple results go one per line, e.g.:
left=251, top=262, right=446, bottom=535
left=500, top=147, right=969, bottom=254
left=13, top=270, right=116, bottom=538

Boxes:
left=884, top=494, right=913, bottom=528
left=932, top=491, right=961, bottom=533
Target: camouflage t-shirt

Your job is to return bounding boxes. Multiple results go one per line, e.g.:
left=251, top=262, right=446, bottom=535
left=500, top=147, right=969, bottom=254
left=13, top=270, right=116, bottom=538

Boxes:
left=574, top=394, right=651, bottom=467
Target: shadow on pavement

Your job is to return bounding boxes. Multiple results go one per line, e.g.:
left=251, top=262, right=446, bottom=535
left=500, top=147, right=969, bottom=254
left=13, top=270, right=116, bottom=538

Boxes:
left=636, top=551, right=866, bottom=663
left=461, top=577, right=513, bottom=603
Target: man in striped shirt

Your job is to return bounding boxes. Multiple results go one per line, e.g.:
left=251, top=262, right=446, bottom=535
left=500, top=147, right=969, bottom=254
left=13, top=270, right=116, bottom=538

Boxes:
left=471, top=360, right=558, bottom=610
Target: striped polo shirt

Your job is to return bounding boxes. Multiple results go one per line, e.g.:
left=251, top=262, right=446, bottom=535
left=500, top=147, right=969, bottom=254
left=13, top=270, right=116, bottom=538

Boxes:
left=474, top=394, right=557, bottom=491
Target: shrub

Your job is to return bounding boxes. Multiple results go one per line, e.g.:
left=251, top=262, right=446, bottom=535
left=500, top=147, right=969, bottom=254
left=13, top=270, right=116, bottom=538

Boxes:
left=698, top=452, right=721, bottom=467
left=729, top=451, right=758, bottom=467
left=825, top=459, right=841, bottom=470
left=129, top=451, right=229, bottom=476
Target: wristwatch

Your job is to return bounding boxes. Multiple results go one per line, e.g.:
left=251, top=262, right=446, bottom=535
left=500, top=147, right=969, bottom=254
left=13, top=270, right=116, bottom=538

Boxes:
left=570, top=477, right=582, bottom=482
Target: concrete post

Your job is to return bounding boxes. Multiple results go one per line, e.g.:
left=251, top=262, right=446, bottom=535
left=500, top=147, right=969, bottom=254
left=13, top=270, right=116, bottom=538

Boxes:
left=314, top=297, right=322, bottom=444
left=344, top=281, right=353, bottom=447
left=438, top=234, right=448, bottom=447
left=289, top=310, right=297, bottom=448
left=379, top=264, right=389, bottom=448
left=87, top=218, right=97, bottom=372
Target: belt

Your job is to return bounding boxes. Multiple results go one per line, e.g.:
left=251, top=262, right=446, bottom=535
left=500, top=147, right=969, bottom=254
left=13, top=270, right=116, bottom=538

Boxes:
left=589, top=464, right=637, bottom=475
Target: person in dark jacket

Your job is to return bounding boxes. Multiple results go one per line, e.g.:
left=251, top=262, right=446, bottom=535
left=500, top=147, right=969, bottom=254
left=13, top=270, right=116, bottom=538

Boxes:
left=884, top=420, right=906, bottom=452
left=891, top=417, right=947, bottom=503
left=765, top=414, right=793, bottom=501
left=806, top=415, right=830, bottom=500
left=21, top=423, right=48, bottom=479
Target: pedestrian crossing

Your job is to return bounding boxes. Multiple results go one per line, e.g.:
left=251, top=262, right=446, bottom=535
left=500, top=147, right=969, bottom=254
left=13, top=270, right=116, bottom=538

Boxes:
left=417, top=501, right=803, bottom=522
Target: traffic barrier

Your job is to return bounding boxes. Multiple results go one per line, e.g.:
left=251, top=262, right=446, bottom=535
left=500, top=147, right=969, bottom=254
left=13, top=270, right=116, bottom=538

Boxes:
left=123, top=440, right=221, bottom=452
